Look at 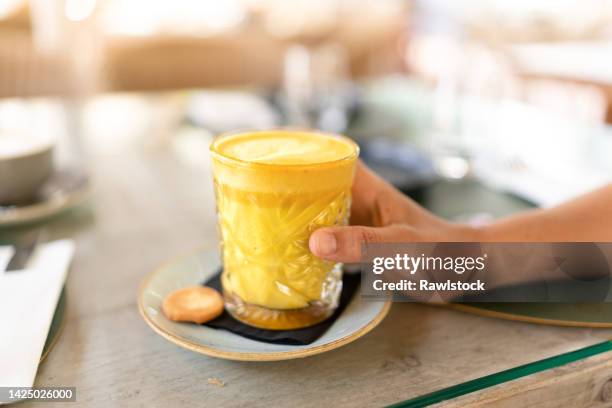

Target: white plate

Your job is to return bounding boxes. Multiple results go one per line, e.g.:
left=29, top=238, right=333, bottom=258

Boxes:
left=138, top=249, right=391, bottom=361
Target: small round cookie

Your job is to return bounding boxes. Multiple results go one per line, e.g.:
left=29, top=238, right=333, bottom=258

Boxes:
left=162, top=286, right=224, bottom=324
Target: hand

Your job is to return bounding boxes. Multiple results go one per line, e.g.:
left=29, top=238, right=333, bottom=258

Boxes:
left=309, top=161, right=477, bottom=263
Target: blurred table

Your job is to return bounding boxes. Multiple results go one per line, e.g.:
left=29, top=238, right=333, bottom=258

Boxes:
left=3, top=92, right=612, bottom=407
left=510, top=42, right=612, bottom=87
left=510, top=41, right=612, bottom=123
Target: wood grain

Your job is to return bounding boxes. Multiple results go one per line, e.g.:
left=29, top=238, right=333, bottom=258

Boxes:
left=2, top=93, right=612, bottom=407
left=439, top=352, right=612, bottom=408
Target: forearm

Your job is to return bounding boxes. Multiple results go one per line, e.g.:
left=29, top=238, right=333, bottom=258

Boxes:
left=475, top=184, right=612, bottom=242
left=445, top=185, right=612, bottom=292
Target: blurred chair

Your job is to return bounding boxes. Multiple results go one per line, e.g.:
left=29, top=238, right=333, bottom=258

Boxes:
left=0, top=1, right=100, bottom=98
left=104, top=30, right=286, bottom=91
left=0, top=0, right=407, bottom=96
left=0, top=3, right=71, bottom=98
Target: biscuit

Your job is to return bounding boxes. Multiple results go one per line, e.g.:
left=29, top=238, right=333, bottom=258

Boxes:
left=162, top=286, right=224, bottom=324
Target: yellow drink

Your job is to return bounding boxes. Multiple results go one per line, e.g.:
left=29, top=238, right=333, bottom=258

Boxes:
left=210, top=130, right=358, bottom=329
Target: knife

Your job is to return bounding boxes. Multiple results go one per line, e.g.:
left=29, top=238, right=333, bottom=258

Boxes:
left=5, top=232, right=43, bottom=272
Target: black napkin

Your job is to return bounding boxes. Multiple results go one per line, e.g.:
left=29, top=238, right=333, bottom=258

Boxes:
left=203, top=270, right=360, bottom=345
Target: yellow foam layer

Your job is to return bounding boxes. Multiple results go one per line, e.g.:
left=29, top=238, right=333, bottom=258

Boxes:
left=212, top=130, right=356, bottom=165
left=210, top=131, right=358, bottom=194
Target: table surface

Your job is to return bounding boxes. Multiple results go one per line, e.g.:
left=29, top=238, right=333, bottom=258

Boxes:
left=510, top=41, right=612, bottom=88
left=4, top=93, right=612, bottom=407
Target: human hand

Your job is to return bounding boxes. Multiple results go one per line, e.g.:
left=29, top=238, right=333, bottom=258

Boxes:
left=309, top=161, right=477, bottom=262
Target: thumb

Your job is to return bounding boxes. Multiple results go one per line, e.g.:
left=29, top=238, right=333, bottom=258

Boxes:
left=309, top=225, right=413, bottom=263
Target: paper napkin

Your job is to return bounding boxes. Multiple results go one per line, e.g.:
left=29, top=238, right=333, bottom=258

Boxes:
left=0, top=240, right=75, bottom=390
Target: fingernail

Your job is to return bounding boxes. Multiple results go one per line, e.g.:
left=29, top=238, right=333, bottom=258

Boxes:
left=312, top=231, right=337, bottom=257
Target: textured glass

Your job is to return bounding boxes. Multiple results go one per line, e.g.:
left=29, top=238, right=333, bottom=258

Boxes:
left=210, top=130, right=358, bottom=330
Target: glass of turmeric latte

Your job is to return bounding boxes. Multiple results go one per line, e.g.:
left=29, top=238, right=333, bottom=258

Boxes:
left=210, top=130, right=359, bottom=330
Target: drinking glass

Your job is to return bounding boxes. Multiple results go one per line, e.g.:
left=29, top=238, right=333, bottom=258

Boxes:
left=210, top=129, right=358, bottom=329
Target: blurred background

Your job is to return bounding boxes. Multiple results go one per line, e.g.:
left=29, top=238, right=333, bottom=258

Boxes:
left=1, top=0, right=612, bottom=220
left=4, top=2, right=612, bottom=401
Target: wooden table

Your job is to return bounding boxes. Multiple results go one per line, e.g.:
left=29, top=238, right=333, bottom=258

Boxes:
left=4, top=93, right=612, bottom=407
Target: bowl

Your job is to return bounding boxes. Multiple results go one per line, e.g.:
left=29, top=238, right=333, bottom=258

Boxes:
left=0, top=134, right=54, bottom=205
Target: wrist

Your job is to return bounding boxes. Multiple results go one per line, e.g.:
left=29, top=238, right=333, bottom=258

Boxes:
left=446, top=223, right=487, bottom=242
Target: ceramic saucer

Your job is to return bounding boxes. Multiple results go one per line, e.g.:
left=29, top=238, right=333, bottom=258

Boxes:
left=0, top=169, right=89, bottom=227
left=139, top=249, right=391, bottom=361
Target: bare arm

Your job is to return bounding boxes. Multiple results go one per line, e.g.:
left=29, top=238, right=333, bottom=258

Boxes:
left=309, top=161, right=612, bottom=262
left=480, top=185, right=612, bottom=242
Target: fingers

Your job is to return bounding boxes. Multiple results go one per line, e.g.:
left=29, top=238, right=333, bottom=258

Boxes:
left=309, top=224, right=415, bottom=263
left=373, top=187, right=436, bottom=228
left=350, top=161, right=394, bottom=226
left=350, top=161, right=435, bottom=227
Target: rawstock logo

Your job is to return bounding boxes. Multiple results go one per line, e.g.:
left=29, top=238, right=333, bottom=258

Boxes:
left=361, top=242, right=612, bottom=303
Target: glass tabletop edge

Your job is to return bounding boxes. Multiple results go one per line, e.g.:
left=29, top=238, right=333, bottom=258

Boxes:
left=387, top=340, right=612, bottom=408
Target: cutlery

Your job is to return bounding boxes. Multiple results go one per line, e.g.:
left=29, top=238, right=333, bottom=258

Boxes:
left=5, top=232, right=44, bottom=272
